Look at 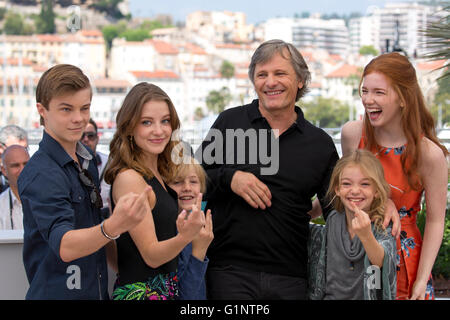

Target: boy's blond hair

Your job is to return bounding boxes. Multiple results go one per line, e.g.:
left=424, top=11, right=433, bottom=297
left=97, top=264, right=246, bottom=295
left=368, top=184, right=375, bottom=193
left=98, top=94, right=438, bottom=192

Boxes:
left=168, top=156, right=207, bottom=193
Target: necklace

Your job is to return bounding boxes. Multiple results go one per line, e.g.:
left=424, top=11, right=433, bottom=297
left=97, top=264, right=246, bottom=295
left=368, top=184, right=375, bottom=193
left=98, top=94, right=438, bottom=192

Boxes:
left=349, top=261, right=355, bottom=271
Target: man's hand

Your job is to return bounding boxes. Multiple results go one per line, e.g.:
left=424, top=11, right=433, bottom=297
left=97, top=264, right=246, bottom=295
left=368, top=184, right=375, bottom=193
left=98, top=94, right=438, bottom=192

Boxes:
left=230, top=170, right=272, bottom=209
left=308, top=198, right=323, bottom=219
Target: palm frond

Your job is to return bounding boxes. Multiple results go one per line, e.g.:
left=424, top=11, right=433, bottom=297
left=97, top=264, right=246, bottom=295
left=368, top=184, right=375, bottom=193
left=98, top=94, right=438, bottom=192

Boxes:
left=419, top=4, right=450, bottom=79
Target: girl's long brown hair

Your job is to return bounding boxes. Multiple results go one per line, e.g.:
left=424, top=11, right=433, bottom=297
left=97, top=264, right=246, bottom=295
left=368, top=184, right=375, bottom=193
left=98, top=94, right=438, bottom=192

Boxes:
left=104, top=82, right=180, bottom=185
left=360, top=52, right=448, bottom=190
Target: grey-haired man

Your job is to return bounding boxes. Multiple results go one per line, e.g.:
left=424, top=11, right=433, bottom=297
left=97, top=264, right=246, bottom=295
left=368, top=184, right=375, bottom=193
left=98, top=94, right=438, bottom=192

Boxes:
left=196, top=40, right=339, bottom=299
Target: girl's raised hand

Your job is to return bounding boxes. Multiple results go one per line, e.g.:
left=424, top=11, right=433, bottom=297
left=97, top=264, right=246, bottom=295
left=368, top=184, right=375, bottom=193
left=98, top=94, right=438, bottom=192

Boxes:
left=351, top=202, right=372, bottom=240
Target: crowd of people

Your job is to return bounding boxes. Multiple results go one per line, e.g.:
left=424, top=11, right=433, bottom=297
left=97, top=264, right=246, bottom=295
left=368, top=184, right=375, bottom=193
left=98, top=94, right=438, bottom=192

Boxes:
left=0, top=39, right=447, bottom=300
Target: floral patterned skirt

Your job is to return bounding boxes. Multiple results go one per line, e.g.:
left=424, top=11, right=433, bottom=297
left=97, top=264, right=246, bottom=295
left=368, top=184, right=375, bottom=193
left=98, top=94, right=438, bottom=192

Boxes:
left=112, top=272, right=178, bottom=300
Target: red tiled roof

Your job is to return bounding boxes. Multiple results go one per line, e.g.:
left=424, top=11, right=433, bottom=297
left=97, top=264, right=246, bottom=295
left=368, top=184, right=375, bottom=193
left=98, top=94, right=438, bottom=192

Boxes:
left=416, top=60, right=446, bottom=71
left=181, top=43, right=207, bottom=55
left=4, top=35, right=38, bottom=42
left=326, top=64, right=360, bottom=78
left=32, top=65, right=48, bottom=72
left=329, top=54, right=343, bottom=61
left=235, top=73, right=249, bottom=79
left=215, top=43, right=252, bottom=50
left=36, top=34, right=63, bottom=42
left=300, top=51, right=314, bottom=62
left=150, top=40, right=179, bottom=54
left=0, top=57, right=33, bottom=66
left=0, top=77, right=39, bottom=86
left=130, top=70, right=180, bottom=79
left=93, top=78, right=132, bottom=88
left=80, top=30, right=103, bottom=37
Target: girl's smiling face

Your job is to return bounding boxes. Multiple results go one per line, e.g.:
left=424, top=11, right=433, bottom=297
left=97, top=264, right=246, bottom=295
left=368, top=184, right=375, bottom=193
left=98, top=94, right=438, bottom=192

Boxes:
left=133, top=100, right=172, bottom=159
left=361, top=72, right=403, bottom=129
left=335, top=164, right=378, bottom=214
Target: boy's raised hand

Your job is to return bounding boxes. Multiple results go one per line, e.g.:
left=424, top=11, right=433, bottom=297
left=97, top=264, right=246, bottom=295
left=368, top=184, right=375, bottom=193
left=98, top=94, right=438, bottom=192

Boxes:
left=107, top=186, right=153, bottom=237
left=192, top=209, right=214, bottom=261
left=176, top=193, right=205, bottom=242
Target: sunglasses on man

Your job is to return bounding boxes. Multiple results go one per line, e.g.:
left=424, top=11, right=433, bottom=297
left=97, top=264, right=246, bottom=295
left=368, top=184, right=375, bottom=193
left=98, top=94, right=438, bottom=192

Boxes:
left=78, top=168, right=103, bottom=209
left=81, top=132, right=97, bottom=141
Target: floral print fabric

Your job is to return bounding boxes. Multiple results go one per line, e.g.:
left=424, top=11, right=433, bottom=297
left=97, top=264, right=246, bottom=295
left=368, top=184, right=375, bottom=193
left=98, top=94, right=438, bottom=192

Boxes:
left=112, top=272, right=179, bottom=300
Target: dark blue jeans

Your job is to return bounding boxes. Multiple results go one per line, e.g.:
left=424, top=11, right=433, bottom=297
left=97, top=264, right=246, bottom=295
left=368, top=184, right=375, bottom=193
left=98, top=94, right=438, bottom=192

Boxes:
left=206, top=265, right=307, bottom=300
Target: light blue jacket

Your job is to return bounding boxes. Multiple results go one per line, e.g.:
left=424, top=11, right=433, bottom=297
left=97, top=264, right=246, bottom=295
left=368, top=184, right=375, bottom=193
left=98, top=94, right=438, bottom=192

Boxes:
left=178, top=243, right=209, bottom=300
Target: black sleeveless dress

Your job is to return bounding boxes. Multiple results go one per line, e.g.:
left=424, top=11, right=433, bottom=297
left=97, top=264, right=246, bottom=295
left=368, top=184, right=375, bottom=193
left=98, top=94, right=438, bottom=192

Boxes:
left=111, top=176, right=179, bottom=300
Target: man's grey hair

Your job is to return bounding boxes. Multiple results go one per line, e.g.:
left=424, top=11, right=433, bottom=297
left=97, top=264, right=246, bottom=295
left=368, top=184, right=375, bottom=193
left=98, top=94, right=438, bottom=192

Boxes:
left=248, top=39, right=311, bottom=101
left=0, top=125, right=28, bottom=145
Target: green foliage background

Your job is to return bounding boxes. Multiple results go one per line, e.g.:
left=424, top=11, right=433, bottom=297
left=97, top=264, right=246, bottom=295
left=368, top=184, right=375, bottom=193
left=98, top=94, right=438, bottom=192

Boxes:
left=302, top=97, right=350, bottom=128
left=417, top=184, right=450, bottom=279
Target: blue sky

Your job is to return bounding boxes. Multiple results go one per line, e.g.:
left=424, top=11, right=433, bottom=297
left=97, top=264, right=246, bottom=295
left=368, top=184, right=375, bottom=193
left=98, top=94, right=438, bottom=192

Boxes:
left=129, top=0, right=418, bottom=24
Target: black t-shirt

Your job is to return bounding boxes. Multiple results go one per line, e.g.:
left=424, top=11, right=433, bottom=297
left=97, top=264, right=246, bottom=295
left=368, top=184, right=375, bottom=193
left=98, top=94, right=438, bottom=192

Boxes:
left=113, top=176, right=179, bottom=285
left=196, top=99, right=338, bottom=278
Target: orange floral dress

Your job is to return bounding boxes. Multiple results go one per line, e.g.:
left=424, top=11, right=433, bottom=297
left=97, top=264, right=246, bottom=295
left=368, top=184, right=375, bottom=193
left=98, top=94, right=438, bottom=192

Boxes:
left=359, top=138, right=435, bottom=300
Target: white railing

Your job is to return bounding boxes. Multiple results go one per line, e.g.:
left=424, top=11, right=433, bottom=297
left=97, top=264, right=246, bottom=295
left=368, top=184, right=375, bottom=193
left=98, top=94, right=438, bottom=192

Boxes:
left=0, top=230, right=28, bottom=300
left=26, top=127, right=450, bottom=158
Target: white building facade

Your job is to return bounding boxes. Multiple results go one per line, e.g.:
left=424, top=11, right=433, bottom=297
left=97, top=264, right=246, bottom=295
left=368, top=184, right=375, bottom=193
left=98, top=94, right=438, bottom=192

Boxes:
left=263, top=17, right=350, bottom=56
left=348, top=2, right=445, bottom=57
left=349, top=14, right=381, bottom=54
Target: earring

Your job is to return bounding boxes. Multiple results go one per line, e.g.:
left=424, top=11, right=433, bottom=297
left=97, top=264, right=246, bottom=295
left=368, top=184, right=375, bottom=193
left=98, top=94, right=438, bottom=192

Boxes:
left=129, top=136, right=134, bottom=152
